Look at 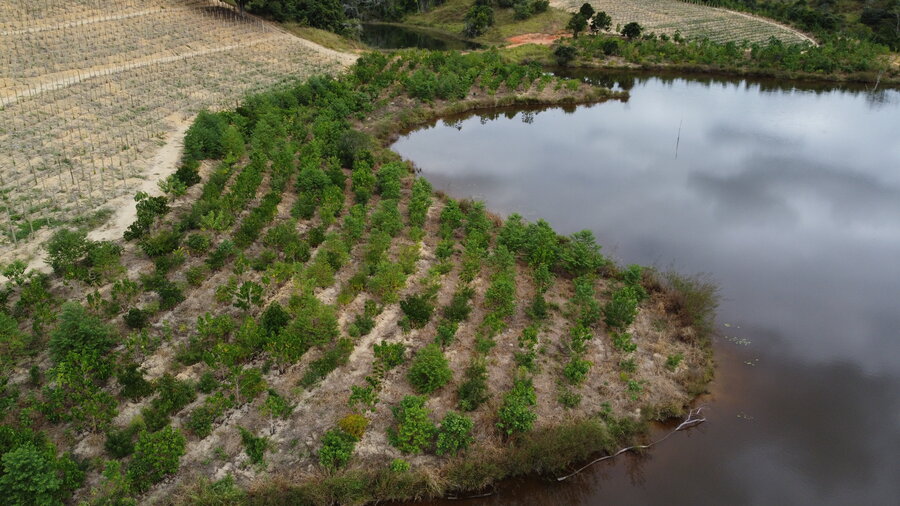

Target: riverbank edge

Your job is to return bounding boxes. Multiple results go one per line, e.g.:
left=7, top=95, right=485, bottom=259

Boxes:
left=168, top=80, right=716, bottom=505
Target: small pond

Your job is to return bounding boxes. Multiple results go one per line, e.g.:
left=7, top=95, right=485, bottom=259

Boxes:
left=359, top=22, right=482, bottom=51
left=394, top=73, right=900, bottom=504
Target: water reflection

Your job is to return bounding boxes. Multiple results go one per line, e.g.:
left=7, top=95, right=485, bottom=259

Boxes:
left=394, top=74, right=900, bottom=504
left=359, top=23, right=482, bottom=51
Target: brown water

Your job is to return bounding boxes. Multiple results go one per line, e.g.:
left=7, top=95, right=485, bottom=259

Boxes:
left=392, top=73, right=900, bottom=505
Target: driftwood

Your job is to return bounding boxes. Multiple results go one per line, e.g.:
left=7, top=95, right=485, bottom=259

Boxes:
left=556, top=407, right=707, bottom=481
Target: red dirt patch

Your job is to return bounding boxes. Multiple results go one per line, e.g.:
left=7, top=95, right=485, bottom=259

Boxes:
left=505, top=32, right=570, bottom=47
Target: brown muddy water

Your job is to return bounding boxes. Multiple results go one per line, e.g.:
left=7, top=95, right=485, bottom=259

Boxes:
left=392, top=73, right=900, bottom=505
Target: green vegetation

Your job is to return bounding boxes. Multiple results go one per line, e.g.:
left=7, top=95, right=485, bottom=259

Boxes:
left=0, top=45, right=717, bottom=504
left=407, top=343, right=453, bottom=394
left=389, top=396, right=436, bottom=454
left=127, top=427, right=186, bottom=492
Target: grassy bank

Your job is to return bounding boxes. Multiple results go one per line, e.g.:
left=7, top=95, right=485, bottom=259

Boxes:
left=501, top=34, right=899, bottom=85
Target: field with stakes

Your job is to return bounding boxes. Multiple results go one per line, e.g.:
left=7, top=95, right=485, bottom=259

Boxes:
left=0, top=0, right=353, bottom=257
left=551, top=0, right=815, bottom=44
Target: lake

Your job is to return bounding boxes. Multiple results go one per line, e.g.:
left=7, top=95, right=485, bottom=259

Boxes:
left=359, top=22, right=482, bottom=51
left=393, top=73, right=900, bottom=505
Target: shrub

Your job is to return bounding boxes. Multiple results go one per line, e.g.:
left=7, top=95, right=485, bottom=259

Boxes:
left=123, top=307, right=148, bottom=329
left=105, top=425, right=138, bottom=458
left=268, top=292, right=339, bottom=363
left=198, top=372, right=218, bottom=394
left=127, top=426, right=186, bottom=492
left=665, top=353, right=683, bottom=371
left=237, top=368, right=267, bottom=402
left=389, top=396, right=435, bottom=454
left=558, top=388, right=582, bottom=408
left=260, top=302, right=290, bottom=337
left=563, top=357, right=592, bottom=385
left=407, top=343, right=452, bottom=394
left=435, top=320, right=458, bottom=347
left=238, top=427, right=269, bottom=465
left=497, top=376, right=537, bottom=436
left=443, top=287, right=473, bottom=322
left=0, top=427, right=84, bottom=505
left=389, top=458, right=410, bottom=472
left=338, top=414, right=369, bottom=440
left=554, top=44, right=578, bottom=66
left=611, top=331, right=637, bottom=353
left=436, top=412, right=474, bottom=456
left=560, top=230, right=606, bottom=276
left=183, top=110, right=227, bottom=161
left=300, top=338, right=353, bottom=387
left=117, top=363, right=153, bottom=401
left=400, top=293, right=434, bottom=329
left=457, top=359, right=489, bottom=411
left=319, top=429, right=356, bottom=470
left=373, top=341, right=405, bottom=369
left=261, top=390, right=293, bottom=419
left=604, top=286, right=640, bottom=330
left=49, top=302, right=115, bottom=364
left=351, top=162, right=376, bottom=203
left=232, top=281, right=263, bottom=311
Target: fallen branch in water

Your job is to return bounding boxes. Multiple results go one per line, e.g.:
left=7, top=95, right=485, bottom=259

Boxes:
left=556, top=407, right=707, bottom=481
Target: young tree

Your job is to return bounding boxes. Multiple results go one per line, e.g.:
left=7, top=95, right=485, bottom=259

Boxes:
left=579, top=3, right=595, bottom=19
left=621, top=21, right=643, bottom=39
left=568, top=13, right=589, bottom=38
left=591, top=11, right=612, bottom=32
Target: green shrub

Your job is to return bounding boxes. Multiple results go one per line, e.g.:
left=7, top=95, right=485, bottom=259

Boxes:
left=269, top=292, right=339, bottom=363
left=497, top=376, right=537, bottom=436
left=389, top=458, right=410, bottom=472
left=238, top=427, right=269, bottom=465
left=105, top=425, right=139, bottom=458
left=260, top=302, right=290, bottom=337
left=351, top=162, right=376, bottom=204
left=237, top=368, right=267, bottom=402
left=407, top=343, right=452, bottom=394
left=183, top=110, right=228, bottom=161
left=49, top=302, right=115, bottom=364
left=127, top=426, right=186, bottom=492
left=117, top=363, right=153, bottom=401
left=319, top=429, right=356, bottom=470
left=557, top=388, right=582, bottom=408
left=197, top=372, right=218, bottom=394
left=665, top=353, right=683, bottom=371
left=399, top=293, right=434, bottom=329
left=603, top=286, right=640, bottom=330
left=261, top=390, right=293, bottom=419
left=123, top=307, right=148, bottom=329
left=373, top=341, right=405, bottom=369
left=300, top=339, right=353, bottom=387
left=560, top=230, right=606, bottom=276
left=389, top=396, right=435, bottom=454
left=457, top=359, right=489, bottom=411
left=143, top=374, right=196, bottom=432
left=611, top=332, right=636, bottom=353
left=563, top=357, right=592, bottom=385
left=435, top=320, right=458, bottom=347
left=436, top=412, right=474, bottom=456
left=443, top=287, right=473, bottom=322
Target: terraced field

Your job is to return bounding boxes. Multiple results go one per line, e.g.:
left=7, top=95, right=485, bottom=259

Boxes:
left=551, top=0, right=814, bottom=44
left=0, top=0, right=353, bottom=255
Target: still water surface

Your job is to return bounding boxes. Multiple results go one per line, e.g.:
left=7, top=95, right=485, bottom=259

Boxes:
left=393, top=74, right=900, bottom=505
left=359, top=22, right=482, bottom=51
